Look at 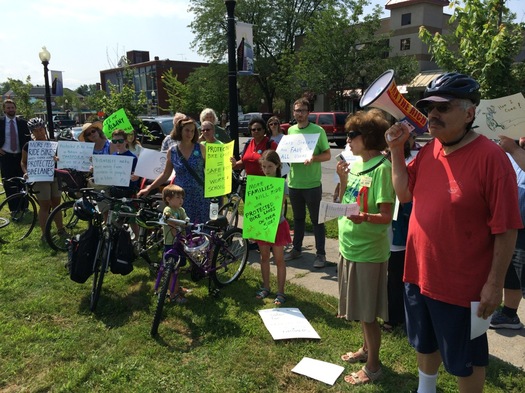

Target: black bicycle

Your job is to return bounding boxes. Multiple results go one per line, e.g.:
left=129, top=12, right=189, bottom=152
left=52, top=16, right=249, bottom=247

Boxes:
left=0, top=177, right=39, bottom=242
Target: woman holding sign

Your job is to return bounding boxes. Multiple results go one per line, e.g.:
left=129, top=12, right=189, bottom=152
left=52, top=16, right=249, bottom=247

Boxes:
left=139, top=117, right=209, bottom=224
left=21, top=118, right=64, bottom=241
left=336, top=109, right=395, bottom=385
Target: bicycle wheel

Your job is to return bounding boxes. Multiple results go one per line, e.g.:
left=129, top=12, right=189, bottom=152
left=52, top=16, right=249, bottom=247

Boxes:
left=90, top=237, right=108, bottom=312
left=218, top=202, right=239, bottom=228
left=211, top=227, right=248, bottom=287
left=45, top=200, right=87, bottom=251
left=151, top=257, right=179, bottom=337
left=0, top=193, right=37, bottom=242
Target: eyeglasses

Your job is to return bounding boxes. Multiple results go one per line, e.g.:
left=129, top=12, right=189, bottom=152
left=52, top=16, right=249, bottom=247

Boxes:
left=347, top=130, right=362, bottom=140
left=425, top=102, right=460, bottom=114
left=111, top=139, right=125, bottom=144
left=251, top=127, right=263, bottom=132
left=84, top=129, right=98, bottom=137
left=269, top=122, right=279, bottom=126
left=293, top=109, right=308, bottom=114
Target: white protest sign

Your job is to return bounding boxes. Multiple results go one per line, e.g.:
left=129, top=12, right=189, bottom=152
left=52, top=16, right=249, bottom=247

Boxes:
left=26, top=141, right=58, bottom=182
left=57, top=141, right=94, bottom=171
left=474, top=93, right=525, bottom=140
left=92, top=155, right=133, bottom=187
left=276, top=133, right=320, bottom=163
left=292, top=357, right=345, bottom=385
left=134, top=148, right=169, bottom=180
left=258, top=308, right=321, bottom=340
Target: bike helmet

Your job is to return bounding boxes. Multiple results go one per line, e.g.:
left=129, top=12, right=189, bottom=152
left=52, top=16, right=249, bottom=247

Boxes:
left=416, top=72, right=481, bottom=109
left=27, top=117, right=46, bottom=131
left=73, top=197, right=97, bottom=221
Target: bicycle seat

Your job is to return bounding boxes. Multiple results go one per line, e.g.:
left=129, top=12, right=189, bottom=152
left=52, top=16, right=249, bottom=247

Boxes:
left=205, top=216, right=229, bottom=230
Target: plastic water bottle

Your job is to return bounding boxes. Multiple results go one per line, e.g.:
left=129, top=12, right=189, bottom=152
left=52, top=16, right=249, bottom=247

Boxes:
left=209, top=198, right=218, bottom=220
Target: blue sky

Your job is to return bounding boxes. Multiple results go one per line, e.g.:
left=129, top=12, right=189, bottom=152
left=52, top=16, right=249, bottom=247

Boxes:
left=0, top=0, right=524, bottom=90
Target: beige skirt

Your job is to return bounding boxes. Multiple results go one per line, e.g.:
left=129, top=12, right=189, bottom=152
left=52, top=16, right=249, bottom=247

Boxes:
left=338, top=255, right=389, bottom=323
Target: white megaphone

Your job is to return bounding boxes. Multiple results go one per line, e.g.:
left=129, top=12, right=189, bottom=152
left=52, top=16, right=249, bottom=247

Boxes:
left=360, top=69, right=428, bottom=135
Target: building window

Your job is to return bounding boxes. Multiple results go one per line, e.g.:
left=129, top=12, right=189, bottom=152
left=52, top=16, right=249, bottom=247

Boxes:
left=400, top=38, right=411, bottom=51
left=401, top=13, right=411, bottom=26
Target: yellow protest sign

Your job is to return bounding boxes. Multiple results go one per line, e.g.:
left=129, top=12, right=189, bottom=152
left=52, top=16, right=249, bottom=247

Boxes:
left=243, top=175, right=284, bottom=242
left=102, top=108, right=134, bottom=137
left=205, top=141, right=234, bottom=198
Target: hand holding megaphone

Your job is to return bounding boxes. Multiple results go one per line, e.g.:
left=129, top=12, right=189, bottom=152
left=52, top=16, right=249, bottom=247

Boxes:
left=385, top=122, right=411, bottom=147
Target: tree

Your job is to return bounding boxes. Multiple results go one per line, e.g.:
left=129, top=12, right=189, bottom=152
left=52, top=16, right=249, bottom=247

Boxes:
left=161, top=70, right=189, bottom=115
left=419, top=0, right=525, bottom=99
left=75, top=84, right=99, bottom=97
left=7, top=77, right=34, bottom=119
left=184, top=63, right=230, bottom=118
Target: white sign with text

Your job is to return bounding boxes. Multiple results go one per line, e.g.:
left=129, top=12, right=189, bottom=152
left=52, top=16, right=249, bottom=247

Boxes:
left=275, top=133, right=320, bottom=163
left=57, top=141, right=94, bottom=171
left=92, top=155, right=133, bottom=187
left=26, top=141, right=58, bottom=182
left=258, top=307, right=321, bottom=340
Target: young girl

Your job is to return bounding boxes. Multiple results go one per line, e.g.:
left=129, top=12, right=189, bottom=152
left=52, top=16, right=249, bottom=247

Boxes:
left=162, top=184, right=189, bottom=304
left=255, top=150, right=291, bottom=306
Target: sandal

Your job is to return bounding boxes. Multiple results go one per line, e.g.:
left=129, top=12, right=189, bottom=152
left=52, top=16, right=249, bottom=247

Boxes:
left=256, top=287, right=270, bottom=299
left=341, top=348, right=368, bottom=363
left=344, top=365, right=382, bottom=385
left=274, top=293, right=286, bottom=306
left=169, top=293, right=188, bottom=304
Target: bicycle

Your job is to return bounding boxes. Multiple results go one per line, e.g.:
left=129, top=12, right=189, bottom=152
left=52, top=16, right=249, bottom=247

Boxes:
left=132, top=195, right=165, bottom=268
left=0, top=177, right=39, bottom=242
left=73, top=188, right=140, bottom=312
left=44, top=168, right=91, bottom=251
left=218, top=171, right=288, bottom=229
left=150, top=216, right=249, bottom=336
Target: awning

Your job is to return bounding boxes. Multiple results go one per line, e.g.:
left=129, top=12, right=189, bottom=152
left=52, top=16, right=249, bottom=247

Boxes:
left=408, top=70, right=443, bottom=88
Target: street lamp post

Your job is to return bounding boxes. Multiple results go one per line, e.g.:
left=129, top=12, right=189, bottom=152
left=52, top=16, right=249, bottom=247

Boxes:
left=225, top=0, right=239, bottom=157
left=39, top=46, right=55, bottom=140
left=151, top=91, right=157, bottom=115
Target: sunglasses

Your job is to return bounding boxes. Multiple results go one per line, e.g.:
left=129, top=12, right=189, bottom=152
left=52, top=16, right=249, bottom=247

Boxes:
left=84, top=129, right=98, bottom=137
left=269, top=122, right=279, bottom=126
left=111, top=139, right=125, bottom=144
left=251, top=127, right=263, bottom=132
left=347, top=130, right=362, bottom=140
left=424, top=102, right=460, bottom=114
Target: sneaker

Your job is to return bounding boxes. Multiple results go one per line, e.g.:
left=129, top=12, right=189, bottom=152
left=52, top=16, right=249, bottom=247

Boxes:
left=489, top=310, right=524, bottom=329
left=285, top=248, right=302, bottom=261
left=313, top=254, right=326, bottom=268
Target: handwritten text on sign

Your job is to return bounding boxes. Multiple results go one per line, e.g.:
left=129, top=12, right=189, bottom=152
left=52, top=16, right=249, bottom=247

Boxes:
left=92, top=155, right=133, bottom=187
left=205, top=141, right=234, bottom=198
left=258, top=308, right=321, bottom=340
left=57, top=141, right=94, bottom=171
left=243, top=175, right=284, bottom=242
left=27, top=141, right=58, bottom=182
left=275, top=133, right=320, bottom=163
left=134, top=148, right=169, bottom=180
left=474, top=93, right=525, bottom=139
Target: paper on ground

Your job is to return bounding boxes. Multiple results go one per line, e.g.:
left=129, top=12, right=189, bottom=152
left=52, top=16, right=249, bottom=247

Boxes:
left=292, top=357, right=344, bottom=385
left=258, top=308, right=321, bottom=340
left=471, top=301, right=491, bottom=339
left=318, top=200, right=359, bottom=223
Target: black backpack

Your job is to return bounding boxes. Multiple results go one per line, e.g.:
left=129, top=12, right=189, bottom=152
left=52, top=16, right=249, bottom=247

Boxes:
left=110, top=228, right=135, bottom=275
left=67, top=226, right=99, bottom=283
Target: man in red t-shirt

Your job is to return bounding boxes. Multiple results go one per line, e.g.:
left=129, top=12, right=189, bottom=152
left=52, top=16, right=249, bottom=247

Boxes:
left=386, top=73, right=522, bottom=393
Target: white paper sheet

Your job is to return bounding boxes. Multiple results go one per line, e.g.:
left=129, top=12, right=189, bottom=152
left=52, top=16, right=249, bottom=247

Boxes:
left=291, top=357, right=345, bottom=385
left=470, top=301, right=491, bottom=339
left=258, top=308, right=321, bottom=340
left=318, top=200, right=359, bottom=223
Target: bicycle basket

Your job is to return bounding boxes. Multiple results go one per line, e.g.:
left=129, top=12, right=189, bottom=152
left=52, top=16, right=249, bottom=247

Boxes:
left=183, top=234, right=209, bottom=256
left=56, top=169, right=88, bottom=192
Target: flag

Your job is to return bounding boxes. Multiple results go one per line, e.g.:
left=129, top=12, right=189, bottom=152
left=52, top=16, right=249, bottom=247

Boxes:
left=50, top=70, right=63, bottom=96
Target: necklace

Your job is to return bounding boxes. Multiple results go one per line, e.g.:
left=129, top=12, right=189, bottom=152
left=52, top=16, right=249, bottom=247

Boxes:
left=348, top=153, right=389, bottom=177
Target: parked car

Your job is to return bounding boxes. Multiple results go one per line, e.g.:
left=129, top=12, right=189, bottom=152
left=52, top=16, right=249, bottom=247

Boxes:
left=53, top=114, right=76, bottom=129
left=281, top=112, right=349, bottom=147
left=138, top=116, right=175, bottom=149
left=238, top=112, right=273, bottom=136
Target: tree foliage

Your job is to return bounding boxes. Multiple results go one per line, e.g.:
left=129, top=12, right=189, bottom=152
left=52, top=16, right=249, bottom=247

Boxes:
left=6, top=77, right=34, bottom=119
left=419, top=0, right=525, bottom=98
left=161, top=70, right=189, bottom=115
left=75, top=84, right=99, bottom=97
left=183, top=63, right=229, bottom=118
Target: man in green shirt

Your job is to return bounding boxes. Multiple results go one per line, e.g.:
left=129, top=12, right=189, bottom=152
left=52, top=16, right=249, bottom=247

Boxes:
left=285, top=98, right=331, bottom=267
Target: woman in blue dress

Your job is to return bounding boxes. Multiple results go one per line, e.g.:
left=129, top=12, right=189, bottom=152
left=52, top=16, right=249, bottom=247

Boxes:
left=138, top=117, right=210, bottom=223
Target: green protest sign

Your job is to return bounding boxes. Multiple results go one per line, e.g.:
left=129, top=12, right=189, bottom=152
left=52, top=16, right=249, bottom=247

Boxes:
left=102, top=108, right=134, bottom=137
left=205, top=141, right=234, bottom=198
left=243, top=175, right=284, bottom=242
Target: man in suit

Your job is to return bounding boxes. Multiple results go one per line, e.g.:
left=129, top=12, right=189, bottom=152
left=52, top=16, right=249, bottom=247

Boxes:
left=0, top=99, right=31, bottom=210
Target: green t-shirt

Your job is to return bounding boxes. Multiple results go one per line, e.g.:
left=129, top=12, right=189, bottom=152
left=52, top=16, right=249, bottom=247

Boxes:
left=163, top=206, right=188, bottom=246
left=287, top=122, right=330, bottom=189
left=338, top=155, right=395, bottom=262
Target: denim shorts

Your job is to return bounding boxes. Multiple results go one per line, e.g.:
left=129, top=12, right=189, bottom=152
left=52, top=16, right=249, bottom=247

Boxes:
left=404, top=283, right=489, bottom=377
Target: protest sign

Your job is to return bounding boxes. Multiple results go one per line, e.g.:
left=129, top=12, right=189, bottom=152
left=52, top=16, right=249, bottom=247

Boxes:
left=243, top=175, right=284, bottom=242
left=258, top=308, right=321, bottom=340
left=205, top=141, right=234, bottom=198
left=292, top=358, right=344, bottom=385
left=474, top=93, right=525, bottom=140
left=92, top=155, right=133, bottom=187
left=102, top=108, right=134, bottom=138
left=275, top=133, right=320, bottom=163
left=134, top=148, right=170, bottom=180
left=57, top=141, right=94, bottom=171
left=26, top=141, right=58, bottom=182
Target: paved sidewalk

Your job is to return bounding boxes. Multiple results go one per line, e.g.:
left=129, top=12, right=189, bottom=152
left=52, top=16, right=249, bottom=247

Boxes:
left=246, top=231, right=525, bottom=371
